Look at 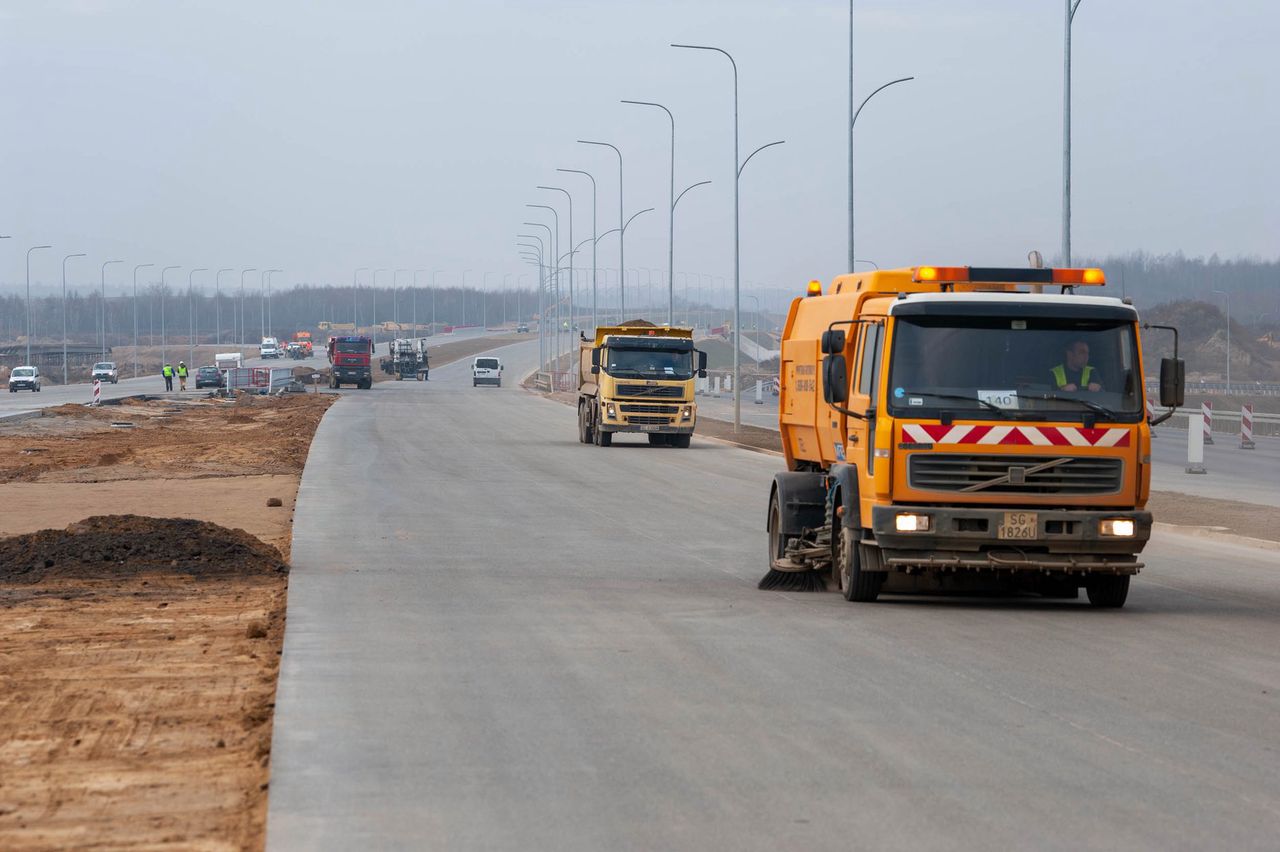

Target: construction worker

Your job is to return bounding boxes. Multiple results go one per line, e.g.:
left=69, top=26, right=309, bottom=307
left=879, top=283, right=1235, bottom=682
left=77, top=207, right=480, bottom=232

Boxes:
left=177, top=361, right=188, bottom=392
left=161, top=363, right=174, bottom=392
left=1051, top=340, right=1101, bottom=392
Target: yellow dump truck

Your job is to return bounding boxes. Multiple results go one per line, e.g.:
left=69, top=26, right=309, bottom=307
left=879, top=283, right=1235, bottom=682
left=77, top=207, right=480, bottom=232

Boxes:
left=578, top=324, right=707, bottom=448
left=763, top=266, right=1185, bottom=608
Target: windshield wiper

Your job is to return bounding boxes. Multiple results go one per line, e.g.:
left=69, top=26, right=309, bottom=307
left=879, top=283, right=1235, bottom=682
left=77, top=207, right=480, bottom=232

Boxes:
left=1038, top=392, right=1119, bottom=420
left=899, top=390, right=1011, bottom=419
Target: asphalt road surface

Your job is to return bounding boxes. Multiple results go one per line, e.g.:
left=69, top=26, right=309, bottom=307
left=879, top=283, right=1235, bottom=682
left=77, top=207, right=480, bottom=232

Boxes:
left=268, top=339, right=1280, bottom=850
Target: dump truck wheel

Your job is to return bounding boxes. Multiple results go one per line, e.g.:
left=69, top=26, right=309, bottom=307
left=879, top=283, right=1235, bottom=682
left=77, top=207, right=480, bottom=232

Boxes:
left=647, top=434, right=667, bottom=446
left=767, top=492, right=793, bottom=564
left=670, top=434, right=691, bottom=449
left=1085, top=574, right=1129, bottom=608
left=836, top=524, right=880, bottom=602
left=578, top=403, right=592, bottom=444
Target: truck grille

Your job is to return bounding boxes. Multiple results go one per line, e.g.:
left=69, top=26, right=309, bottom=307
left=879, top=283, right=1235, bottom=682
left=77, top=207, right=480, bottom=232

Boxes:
left=619, top=404, right=680, bottom=415
left=616, top=384, right=683, bottom=398
left=627, top=415, right=673, bottom=426
left=908, top=454, right=1123, bottom=495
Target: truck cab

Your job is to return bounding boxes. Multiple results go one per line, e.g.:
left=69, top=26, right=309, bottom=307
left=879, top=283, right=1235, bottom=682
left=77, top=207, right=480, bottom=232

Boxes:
left=767, top=266, right=1185, bottom=608
left=577, top=324, right=707, bottom=448
left=327, top=336, right=374, bottom=389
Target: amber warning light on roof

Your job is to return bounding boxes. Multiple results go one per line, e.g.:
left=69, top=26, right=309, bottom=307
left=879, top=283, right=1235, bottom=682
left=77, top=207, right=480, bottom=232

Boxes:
left=913, top=266, right=1106, bottom=286
left=806, top=280, right=823, bottom=297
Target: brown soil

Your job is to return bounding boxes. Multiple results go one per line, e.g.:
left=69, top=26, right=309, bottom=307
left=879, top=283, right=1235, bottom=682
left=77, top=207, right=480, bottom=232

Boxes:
left=0, top=393, right=332, bottom=850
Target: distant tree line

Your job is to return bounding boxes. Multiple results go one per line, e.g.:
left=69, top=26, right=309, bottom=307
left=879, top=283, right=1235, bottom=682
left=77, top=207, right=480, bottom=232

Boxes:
left=0, top=283, right=540, bottom=346
left=1083, top=252, right=1279, bottom=327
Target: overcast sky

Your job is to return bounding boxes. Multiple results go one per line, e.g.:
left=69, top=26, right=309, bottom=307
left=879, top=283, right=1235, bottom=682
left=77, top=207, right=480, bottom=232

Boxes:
left=2, top=0, right=1276, bottom=297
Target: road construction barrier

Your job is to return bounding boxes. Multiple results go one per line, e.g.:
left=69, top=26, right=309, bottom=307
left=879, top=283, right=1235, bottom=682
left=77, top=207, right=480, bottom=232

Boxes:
left=1201, top=401, right=1214, bottom=445
left=1241, top=404, right=1256, bottom=449
left=1186, top=412, right=1207, bottom=474
left=92, top=379, right=100, bottom=406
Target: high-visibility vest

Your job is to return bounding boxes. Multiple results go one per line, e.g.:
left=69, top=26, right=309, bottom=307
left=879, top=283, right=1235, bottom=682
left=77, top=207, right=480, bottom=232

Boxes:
left=177, top=365, right=188, bottom=377
left=162, top=365, right=173, bottom=377
left=1051, top=364, right=1092, bottom=388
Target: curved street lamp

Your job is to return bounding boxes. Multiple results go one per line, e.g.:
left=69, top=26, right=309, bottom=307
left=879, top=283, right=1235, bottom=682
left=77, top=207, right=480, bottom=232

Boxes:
left=26, top=244, right=52, bottom=366
left=215, top=268, right=234, bottom=345
left=61, top=252, right=86, bottom=383
left=578, top=140, right=625, bottom=315
left=133, top=262, right=154, bottom=377
left=557, top=167, right=598, bottom=329
left=188, top=268, right=208, bottom=370
left=850, top=76, right=914, bottom=270
left=100, top=259, right=124, bottom=358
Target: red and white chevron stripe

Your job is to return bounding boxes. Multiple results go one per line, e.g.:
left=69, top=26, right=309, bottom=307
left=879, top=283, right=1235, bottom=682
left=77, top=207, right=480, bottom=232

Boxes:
left=901, top=423, right=1131, bottom=448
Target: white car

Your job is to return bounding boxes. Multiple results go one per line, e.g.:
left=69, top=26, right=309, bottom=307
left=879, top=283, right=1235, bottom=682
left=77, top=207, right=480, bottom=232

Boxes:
left=91, top=361, right=119, bottom=384
left=260, top=337, right=281, bottom=358
left=472, top=357, right=503, bottom=387
left=9, top=366, right=41, bottom=393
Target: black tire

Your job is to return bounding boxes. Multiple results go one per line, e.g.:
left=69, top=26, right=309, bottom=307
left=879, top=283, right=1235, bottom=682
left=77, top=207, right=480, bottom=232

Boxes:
left=836, top=524, right=880, bottom=602
left=670, top=434, right=691, bottom=449
left=1086, top=574, right=1130, bottom=608
left=497, top=380, right=502, bottom=388
left=767, top=491, right=792, bottom=564
left=578, top=403, right=592, bottom=444
left=648, top=434, right=667, bottom=446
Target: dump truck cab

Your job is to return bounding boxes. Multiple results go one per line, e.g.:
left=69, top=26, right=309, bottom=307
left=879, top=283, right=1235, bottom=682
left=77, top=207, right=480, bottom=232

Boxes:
left=577, top=323, right=707, bottom=448
left=767, top=266, right=1185, bottom=608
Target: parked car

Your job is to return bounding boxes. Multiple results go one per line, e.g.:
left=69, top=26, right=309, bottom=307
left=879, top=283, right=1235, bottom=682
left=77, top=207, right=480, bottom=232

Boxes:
left=472, top=356, right=503, bottom=387
left=516, top=323, right=529, bottom=333
left=195, top=365, right=225, bottom=389
left=91, top=361, right=119, bottom=384
left=9, top=366, right=41, bottom=392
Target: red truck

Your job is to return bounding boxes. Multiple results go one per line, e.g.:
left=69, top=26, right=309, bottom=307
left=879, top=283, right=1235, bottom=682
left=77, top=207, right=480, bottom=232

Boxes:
left=327, top=336, right=374, bottom=389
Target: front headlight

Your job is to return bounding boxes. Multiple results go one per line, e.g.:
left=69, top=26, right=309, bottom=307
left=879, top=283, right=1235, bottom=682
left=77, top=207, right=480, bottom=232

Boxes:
left=681, top=405, right=693, bottom=420
left=1100, top=518, right=1135, bottom=537
left=895, top=513, right=932, bottom=532
left=606, top=403, right=617, bottom=419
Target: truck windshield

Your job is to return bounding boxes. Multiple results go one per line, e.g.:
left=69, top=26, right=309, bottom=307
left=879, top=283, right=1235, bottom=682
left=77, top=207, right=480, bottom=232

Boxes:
left=886, top=316, right=1142, bottom=421
left=335, top=341, right=367, bottom=354
left=605, top=347, right=693, bottom=380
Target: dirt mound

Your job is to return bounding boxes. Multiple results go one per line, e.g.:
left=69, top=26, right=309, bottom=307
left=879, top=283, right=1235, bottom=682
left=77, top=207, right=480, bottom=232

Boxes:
left=0, top=514, right=286, bottom=584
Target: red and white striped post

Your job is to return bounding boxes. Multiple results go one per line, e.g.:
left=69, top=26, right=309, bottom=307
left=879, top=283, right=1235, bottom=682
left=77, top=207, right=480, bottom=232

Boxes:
left=92, top=379, right=101, bottom=406
left=1241, top=403, right=1256, bottom=449
left=1202, top=400, right=1214, bottom=445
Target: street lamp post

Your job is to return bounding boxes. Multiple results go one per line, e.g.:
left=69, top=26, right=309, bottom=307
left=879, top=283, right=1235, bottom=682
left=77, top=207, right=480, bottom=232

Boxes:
left=160, top=266, right=180, bottom=365
left=372, top=268, right=388, bottom=343
left=1213, top=288, right=1231, bottom=391
left=215, top=268, right=233, bottom=345
left=673, top=180, right=711, bottom=327
left=578, top=140, right=624, bottom=317
left=188, top=268, right=207, bottom=370
left=557, top=168, right=598, bottom=331
left=25, top=244, right=53, bottom=367
left=239, top=268, right=256, bottom=349
left=672, top=42, right=785, bottom=432
left=526, top=206, right=560, bottom=363
left=353, top=267, right=369, bottom=329
left=460, top=269, right=472, bottom=328
left=850, top=76, right=914, bottom=270
left=132, top=262, right=154, bottom=378
left=61, top=252, right=86, bottom=384
left=537, top=186, right=575, bottom=337
left=264, top=269, right=282, bottom=338
left=100, top=259, right=123, bottom=359
left=622, top=99, right=683, bottom=325
left=394, top=269, right=409, bottom=332
left=1063, top=0, right=1084, bottom=266
left=519, top=234, right=548, bottom=363
left=413, top=269, right=427, bottom=337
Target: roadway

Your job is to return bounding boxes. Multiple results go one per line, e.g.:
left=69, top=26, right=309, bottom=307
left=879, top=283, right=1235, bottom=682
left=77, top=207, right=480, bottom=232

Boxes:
left=0, top=328, right=497, bottom=421
left=696, top=391, right=1280, bottom=508
left=267, top=337, right=1280, bottom=850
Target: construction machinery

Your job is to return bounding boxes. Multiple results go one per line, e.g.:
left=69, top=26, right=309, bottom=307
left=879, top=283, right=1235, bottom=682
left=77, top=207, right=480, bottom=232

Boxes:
left=763, top=266, right=1184, bottom=608
left=380, top=338, right=430, bottom=381
left=578, top=322, right=707, bottom=448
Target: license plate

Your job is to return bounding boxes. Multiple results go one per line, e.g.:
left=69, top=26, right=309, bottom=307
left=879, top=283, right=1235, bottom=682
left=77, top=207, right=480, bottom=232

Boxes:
left=998, top=511, right=1038, bottom=540
left=638, top=425, right=659, bottom=432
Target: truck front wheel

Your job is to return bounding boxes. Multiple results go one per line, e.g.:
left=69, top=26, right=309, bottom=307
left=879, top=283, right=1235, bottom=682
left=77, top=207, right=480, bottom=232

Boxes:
left=670, top=434, right=691, bottom=449
left=1085, top=574, right=1129, bottom=608
left=836, top=525, right=881, bottom=602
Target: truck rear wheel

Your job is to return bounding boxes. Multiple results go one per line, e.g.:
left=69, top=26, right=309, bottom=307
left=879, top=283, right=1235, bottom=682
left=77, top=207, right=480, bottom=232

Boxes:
left=836, top=525, right=881, bottom=602
left=1085, top=574, right=1129, bottom=608
left=578, top=402, right=592, bottom=444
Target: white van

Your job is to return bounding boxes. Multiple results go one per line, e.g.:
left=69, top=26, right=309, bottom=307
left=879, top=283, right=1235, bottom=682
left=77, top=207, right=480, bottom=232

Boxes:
left=260, top=337, right=280, bottom=359
left=472, top=356, right=502, bottom=387
left=8, top=365, right=41, bottom=393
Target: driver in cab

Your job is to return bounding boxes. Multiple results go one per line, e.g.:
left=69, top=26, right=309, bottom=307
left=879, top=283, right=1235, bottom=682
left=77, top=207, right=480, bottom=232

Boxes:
left=1051, top=340, right=1101, bottom=392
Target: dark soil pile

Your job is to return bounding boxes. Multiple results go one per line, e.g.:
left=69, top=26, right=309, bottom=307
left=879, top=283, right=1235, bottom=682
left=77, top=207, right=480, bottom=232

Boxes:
left=0, top=515, right=287, bottom=584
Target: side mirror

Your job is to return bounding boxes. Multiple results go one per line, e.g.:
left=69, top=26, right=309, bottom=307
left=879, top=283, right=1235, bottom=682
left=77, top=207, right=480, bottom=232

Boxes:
left=820, top=329, right=846, bottom=355
left=697, top=350, right=708, bottom=378
left=823, top=354, right=849, bottom=404
left=590, top=347, right=601, bottom=367
left=1159, top=357, right=1185, bottom=409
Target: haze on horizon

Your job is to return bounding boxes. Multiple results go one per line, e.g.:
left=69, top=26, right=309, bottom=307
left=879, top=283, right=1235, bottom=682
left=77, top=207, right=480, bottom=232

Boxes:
left=1, top=0, right=1276, bottom=297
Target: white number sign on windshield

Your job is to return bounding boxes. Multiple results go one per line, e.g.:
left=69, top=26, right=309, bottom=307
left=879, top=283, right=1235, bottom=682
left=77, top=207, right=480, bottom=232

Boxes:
left=978, top=389, right=1020, bottom=410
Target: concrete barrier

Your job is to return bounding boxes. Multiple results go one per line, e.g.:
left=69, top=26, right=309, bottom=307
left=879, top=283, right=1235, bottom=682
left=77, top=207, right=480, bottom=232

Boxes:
left=1186, top=413, right=1207, bottom=474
